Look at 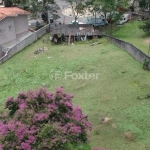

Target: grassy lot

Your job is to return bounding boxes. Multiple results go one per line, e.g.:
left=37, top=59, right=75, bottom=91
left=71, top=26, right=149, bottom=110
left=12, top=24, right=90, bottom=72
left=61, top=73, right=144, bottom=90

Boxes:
left=0, top=36, right=150, bottom=150
left=112, top=20, right=150, bottom=55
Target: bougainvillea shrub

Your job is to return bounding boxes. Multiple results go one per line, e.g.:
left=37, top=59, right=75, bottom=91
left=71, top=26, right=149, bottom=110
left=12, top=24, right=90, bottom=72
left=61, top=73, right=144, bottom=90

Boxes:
left=0, top=87, right=92, bottom=150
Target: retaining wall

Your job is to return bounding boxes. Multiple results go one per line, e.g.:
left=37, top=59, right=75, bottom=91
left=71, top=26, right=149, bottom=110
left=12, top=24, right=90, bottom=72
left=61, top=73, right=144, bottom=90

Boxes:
left=106, top=35, right=150, bottom=69
left=0, top=24, right=49, bottom=64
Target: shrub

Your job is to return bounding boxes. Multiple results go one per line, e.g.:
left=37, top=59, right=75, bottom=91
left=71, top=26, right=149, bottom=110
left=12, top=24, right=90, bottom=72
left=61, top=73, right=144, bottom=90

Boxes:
left=0, top=87, right=92, bottom=150
left=143, top=59, right=150, bottom=71
left=4, top=0, right=13, bottom=7
left=139, top=19, right=150, bottom=33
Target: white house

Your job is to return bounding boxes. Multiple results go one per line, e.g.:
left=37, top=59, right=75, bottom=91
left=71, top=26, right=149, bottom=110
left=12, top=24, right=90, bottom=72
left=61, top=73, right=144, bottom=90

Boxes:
left=0, top=7, right=29, bottom=45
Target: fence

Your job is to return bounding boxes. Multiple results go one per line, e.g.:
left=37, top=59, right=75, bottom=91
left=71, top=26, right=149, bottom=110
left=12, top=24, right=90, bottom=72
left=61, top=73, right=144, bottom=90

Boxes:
left=0, top=24, right=49, bottom=64
left=106, top=35, right=150, bottom=69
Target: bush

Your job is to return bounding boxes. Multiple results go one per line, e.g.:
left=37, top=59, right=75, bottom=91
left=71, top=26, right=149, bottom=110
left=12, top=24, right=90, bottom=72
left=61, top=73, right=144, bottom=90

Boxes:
left=0, top=87, right=92, bottom=150
left=4, top=0, right=13, bottom=7
left=143, top=59, right=150, bottom=71
left=139, top=19, right=150, bottom=33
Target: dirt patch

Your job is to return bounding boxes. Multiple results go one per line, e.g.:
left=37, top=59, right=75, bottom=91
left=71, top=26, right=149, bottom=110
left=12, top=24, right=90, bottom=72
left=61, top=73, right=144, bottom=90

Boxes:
left=144, top=38, right=150, bottom=44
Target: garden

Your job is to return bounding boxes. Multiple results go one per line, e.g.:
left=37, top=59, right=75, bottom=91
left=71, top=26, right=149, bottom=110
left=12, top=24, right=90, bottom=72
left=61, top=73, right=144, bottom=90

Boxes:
left=0, top=31, right=150, bottom=149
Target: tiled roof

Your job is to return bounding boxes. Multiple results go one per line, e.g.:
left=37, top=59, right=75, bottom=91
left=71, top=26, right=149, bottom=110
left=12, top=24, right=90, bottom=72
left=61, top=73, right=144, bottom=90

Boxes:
left=0, top=7, right=29, bottom=21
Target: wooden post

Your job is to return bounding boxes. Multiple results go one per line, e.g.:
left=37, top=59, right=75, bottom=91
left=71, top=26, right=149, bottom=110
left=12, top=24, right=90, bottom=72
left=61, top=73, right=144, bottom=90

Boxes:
left=68, top=34, right=71, bottom=45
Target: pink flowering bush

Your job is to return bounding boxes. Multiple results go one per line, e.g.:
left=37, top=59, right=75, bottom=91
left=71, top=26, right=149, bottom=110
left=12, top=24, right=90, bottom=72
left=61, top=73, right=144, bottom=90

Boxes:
left=0, top=87, right=93, bottom=150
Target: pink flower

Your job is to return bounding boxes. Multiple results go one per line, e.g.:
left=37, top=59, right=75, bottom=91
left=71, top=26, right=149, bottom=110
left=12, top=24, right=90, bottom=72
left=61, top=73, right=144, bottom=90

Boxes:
left=34, top=113, right=48, bottom=122
left=0, top=144, right=3, bottom=150
left=93, top=148, right=99, bottom=150
left=20, top=142, right=31, bottom=150
left=19, top=100, right=27, bottom=110
left=0, top=122, right=7, bottom=135
left=65, top=101, right=72, bottom=107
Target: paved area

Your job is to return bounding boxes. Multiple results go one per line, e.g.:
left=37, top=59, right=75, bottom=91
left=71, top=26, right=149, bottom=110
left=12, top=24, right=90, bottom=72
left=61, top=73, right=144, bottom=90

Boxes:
left=55, top=0, right=87, bottom=24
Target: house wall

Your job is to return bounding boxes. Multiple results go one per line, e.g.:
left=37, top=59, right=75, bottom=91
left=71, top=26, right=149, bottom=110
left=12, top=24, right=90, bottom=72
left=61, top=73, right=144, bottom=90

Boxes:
left=14, top=15, right=28, bottom=35
left=0, top=17, right=16, bottom=45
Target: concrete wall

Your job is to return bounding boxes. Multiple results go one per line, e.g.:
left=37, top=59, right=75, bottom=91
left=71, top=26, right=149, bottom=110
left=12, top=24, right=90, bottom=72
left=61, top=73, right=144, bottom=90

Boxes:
left=0, top=24, right=49, bottom=64
left=14, top=15, right=28, bottom=35
left=0, top=45, right=4, bottom=58
left=0, top=17, right=16, bottom=45
left=35, top=24, right=49, bottom=39
left=106, top=35, right=150, bottom=69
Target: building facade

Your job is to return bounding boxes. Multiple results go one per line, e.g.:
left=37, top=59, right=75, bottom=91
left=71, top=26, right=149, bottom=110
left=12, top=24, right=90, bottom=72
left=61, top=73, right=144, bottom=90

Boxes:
left=0, top=7, right=29, bottom=45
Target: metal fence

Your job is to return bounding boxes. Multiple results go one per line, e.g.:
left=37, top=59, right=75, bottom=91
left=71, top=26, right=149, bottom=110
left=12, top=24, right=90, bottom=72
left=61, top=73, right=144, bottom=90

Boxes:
left=0, top=24, right=49, bottom=64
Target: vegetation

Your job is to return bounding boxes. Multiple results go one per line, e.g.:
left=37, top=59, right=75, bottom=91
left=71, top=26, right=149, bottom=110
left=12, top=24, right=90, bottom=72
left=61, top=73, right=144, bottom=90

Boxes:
left=0, top=87, right=92, bottom=149
left=0, top=36, right=150, bottom=149
left=12, top=0, right=58, bottom=20
left=139, top=19, right=150, bottom=33
left=113, top=20, right=150, bottom=54
left=64, top=0, right=86, bottom=22
left=4, top=0, right=12, bottom=7
left=139, top=0, right=150, bottom=11
left=86, top=0, right=102, bottom=17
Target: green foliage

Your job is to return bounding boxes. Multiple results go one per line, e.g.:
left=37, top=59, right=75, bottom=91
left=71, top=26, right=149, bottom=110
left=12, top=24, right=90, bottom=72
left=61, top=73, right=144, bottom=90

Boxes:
left=129, top=5, right=134, bottom=11
left=113, top=20, right=150, bottom=54
left=86, top=0, right=102, bottom=16
left=139, top=19, right=150, bottom=33
left=142, top=59, right=150, bottom=70
left=19, top=0, right=58, bottom=19
left=1, top=35, right=150, bottom=150
left=4, top=0, right=13, bottom=7
left=0, top=88, right=92, bottom=149
left=65, top=0, right=86, bottom=20
left=139, top=0, right=150, bottom=10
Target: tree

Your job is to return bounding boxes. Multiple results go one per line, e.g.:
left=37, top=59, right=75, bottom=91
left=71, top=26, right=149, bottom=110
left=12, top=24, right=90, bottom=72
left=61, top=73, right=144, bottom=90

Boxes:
left=65, top=0, right=86, bottom=23
left=139, top=19, right=150, bottom=33
left=86, top=0, right=103, bottom=26
left=94, top=0, right=128, bottom=35
left=4, top=0, right=13, bottom=7
left=139, top=0, right=150, bottom=11
left=0, top=87, right=92, bottom=150
left=19, top=0, right=58, bottom=20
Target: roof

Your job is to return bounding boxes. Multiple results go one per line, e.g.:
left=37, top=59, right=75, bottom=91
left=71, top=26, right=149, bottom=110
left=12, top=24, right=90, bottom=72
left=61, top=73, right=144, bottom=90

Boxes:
left=50, top=24, right=102, bottom=36
left=0, top=7, right=29, bottom=21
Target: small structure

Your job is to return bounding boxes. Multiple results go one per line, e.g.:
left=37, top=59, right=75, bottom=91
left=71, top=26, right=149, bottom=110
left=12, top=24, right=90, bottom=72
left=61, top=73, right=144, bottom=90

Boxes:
left=0, top=7, right=29, bottom=45
left=50, top=24, right=103, bottom=44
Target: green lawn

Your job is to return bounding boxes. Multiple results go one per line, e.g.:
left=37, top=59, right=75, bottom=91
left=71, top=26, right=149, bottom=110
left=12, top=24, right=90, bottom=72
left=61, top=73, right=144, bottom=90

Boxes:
left=0, top=36, right=150, bottom=150
left=113, top=20, right=150, bottom=55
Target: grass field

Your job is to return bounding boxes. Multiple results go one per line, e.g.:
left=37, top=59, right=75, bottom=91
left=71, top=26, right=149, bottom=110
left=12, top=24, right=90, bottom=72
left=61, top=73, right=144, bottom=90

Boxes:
left=113, top=20, right=150, bottom=55
left=0, top=36, right=150, bottom=150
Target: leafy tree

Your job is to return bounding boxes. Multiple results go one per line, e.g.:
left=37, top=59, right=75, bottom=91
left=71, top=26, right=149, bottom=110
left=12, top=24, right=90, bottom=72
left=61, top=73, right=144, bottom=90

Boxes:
left=98, top=0, right=124, bottom=35
left=4, top=0, right=13, bottom=7
left=86, top=0, right=103, bottom=25
left=139, top=19, right=150, bottom=33
left=139, top=0, right=150, bottom=11
left=19, top=0, right=58, bottom=20
left=65, top=0, right=86, bottom=23
left=0, top=87, right=93, bottom=150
